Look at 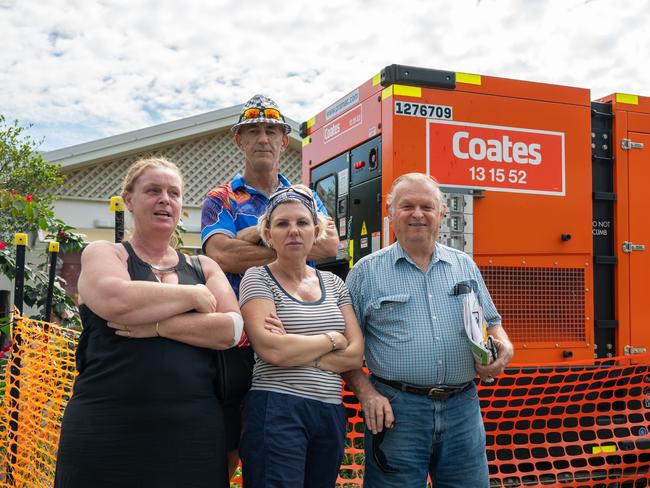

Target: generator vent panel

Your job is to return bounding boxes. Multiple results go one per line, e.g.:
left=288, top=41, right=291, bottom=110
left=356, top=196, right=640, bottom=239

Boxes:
left=480, top=266, right=586, bottom=343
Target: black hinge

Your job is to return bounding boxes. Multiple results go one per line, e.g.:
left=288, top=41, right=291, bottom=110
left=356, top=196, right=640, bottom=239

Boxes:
left=592, top=192, right=616, bottom=201
left=594, top=255, right=617, bottom=265
left=595, top=320, right=618, bottom=329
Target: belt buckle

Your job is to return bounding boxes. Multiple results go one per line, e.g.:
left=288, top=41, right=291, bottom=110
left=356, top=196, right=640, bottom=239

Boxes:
left=427, top=387, right=447, bottom=399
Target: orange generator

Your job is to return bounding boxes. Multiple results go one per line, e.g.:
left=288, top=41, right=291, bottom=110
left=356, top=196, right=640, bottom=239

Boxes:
left=301, top=65, right=650, bottom=365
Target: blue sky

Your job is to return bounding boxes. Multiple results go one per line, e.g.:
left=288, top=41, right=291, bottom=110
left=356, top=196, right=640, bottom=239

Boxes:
left=2, top=0, right=649, bottom=151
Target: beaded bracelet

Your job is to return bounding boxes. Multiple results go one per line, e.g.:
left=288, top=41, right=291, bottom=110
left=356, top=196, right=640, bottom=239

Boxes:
left=324, top=332, right=337, bottom=351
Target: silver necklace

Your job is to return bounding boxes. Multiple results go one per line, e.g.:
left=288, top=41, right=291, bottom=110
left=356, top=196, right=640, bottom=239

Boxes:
left=129, top=242, right=177, bottom=274
left=147, top=262, right=177, bottom=274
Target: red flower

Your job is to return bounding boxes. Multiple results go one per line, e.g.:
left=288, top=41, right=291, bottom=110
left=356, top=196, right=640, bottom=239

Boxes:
left=0, top=241, right=5, bottom=250
left=11, top=188, right=16, bottom=195
left=25, top=194, right=33, bottom=202
left=58, top=231, right=67, bottom=238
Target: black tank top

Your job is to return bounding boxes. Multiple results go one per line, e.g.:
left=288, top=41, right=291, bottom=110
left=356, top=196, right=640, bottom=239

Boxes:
left=71, top=242, right=217, bottom=404
left=56, top=242, right=228, bottom=488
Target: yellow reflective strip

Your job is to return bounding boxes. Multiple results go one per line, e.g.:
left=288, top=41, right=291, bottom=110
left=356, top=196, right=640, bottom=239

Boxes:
left=302, top=137, right=310, bottom=147
left=616, top=93, right=639, bottom=105
left=48, top=241, right=60, bottom=253
left=393, top=85, right=422, bottom=98
left=372, top=73, right=381, bottom=86
left=306, top=117, right=316, bottom=129
left=349, top=239, right=354, bottom=268
left=381, top=86, right=393, bottom=100
left=601, top=445, right=616, bottom=453
left=457, top=72, right=482, bottom=85
left=109, top=196, right=125, bottom=212
left=592, top=446, right=602, bottom=454
left=14, top=233, right=28, bottom=246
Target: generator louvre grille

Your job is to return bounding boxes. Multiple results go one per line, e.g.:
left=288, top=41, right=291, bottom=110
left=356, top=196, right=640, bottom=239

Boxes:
left=480, top=266, right=586, bottom=343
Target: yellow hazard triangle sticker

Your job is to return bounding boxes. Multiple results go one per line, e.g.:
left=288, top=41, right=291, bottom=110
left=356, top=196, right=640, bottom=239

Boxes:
left=361, top=221, right=367, bottom=236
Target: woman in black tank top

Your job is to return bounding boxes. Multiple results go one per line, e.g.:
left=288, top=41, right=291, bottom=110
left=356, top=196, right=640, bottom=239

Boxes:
left=54, top=157, right=241, bottom=488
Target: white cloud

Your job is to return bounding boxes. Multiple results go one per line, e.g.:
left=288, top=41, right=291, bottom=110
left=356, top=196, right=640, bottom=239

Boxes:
left=1, top=0, right=649, bottom=150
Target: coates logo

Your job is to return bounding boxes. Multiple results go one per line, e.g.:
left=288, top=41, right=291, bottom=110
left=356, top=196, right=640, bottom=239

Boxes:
left=322, top=105, right=362, bottom=144
left=453, top=131, right=542, bottom=165
left=427, top=120, right=565, bottom=195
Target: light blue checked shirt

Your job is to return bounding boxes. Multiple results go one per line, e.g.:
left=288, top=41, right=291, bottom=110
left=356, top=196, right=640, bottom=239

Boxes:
left=346, top=242, right=501, bottom=386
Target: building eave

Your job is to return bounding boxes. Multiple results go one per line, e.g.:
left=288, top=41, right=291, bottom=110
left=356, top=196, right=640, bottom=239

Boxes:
left=42, top=104, right=302, bottom=170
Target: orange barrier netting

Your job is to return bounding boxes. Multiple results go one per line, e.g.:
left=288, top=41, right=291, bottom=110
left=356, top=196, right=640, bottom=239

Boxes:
left=338, top=355, right=650, bottom=487
left=482, top=356, right=650, bottom=488
left=0, top=316, right=78, bottom=488
left=1, top=316, right=649, bottom=487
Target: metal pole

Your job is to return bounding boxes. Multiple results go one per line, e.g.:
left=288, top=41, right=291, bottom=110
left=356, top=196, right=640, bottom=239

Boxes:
left=110, top=196, right=125, bottom=243
left=0, top=290, right=10, bottom=351
left=44, top=241, right=60, bottom=325
left=8, top=233, right=28, bottom=485
left=13, top=233, right=27, bottom=315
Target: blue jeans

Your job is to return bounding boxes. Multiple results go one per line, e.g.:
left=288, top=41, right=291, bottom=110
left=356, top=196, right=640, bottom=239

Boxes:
left=239, top=390, right=347, bottom=488
left=363, top=379, right=489, bottom=488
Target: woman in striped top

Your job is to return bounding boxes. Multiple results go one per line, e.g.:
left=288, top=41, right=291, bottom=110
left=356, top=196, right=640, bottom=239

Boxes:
left=238, top=184, right=363, bottom=488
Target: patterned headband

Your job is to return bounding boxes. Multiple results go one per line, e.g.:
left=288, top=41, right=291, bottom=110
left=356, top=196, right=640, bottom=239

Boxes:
left=266, top=190, right=318, bottom=224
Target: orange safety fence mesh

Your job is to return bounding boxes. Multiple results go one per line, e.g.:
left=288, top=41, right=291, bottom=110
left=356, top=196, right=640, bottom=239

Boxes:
left=1, top=316, right=649, bottom=488
left=481, top=356, right=650, bottom=488
left=0, top=316, right=78, bottom=488
left=338, top=356, right=650, bottom=487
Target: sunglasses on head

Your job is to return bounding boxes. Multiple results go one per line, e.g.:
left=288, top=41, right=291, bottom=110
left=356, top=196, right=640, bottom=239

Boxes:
left=241, top=107, right=283, bottom=121
left=271, top=185, right=313, bottom=200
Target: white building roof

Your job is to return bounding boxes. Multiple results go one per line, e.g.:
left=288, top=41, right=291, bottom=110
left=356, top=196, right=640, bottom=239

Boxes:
left=42, top=104, right=302, bottom=170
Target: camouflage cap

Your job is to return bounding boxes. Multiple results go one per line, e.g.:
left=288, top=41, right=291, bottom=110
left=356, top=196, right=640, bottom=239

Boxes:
left=231, top=94, right=292, bottom=134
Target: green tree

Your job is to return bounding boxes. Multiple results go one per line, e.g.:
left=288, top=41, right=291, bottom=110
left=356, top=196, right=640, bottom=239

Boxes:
left=0, top=115, right=84, bottom=328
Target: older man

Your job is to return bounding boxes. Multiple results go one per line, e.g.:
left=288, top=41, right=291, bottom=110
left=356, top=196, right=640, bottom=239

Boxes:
left=201, top=94, right=339, bottom=475
left=344, top=172, right=513, bottom=488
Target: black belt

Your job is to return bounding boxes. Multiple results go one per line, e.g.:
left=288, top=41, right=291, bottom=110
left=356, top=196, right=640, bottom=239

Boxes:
left=374, top=376, right=472, bottom=401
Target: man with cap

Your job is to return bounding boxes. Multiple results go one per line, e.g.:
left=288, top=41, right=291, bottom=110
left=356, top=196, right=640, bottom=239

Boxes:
left=201, top=94, right=339, bottom=476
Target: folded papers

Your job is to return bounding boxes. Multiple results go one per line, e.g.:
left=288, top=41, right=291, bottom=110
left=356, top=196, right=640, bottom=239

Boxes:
left=463, top=290, right=497, bottom=366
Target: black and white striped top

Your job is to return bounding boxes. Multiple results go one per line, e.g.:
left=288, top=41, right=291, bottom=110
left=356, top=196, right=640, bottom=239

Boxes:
left=239, top=265, right=352, bottom=404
